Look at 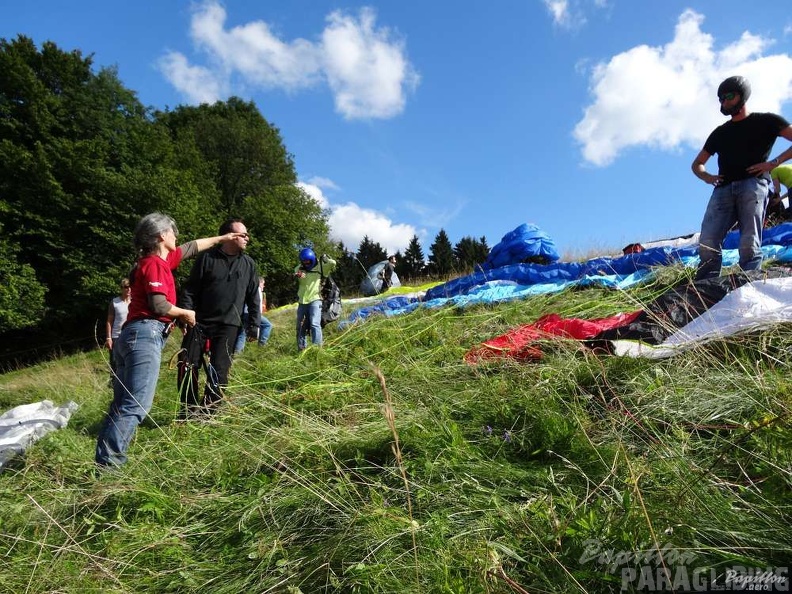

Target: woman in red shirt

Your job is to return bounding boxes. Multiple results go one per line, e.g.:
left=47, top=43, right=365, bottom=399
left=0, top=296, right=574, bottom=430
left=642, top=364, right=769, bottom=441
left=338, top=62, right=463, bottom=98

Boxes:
left=95, top=212, right=245, bottom=468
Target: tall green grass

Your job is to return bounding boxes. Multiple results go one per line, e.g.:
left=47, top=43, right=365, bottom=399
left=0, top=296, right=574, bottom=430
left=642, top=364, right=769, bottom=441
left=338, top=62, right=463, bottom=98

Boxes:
left=1, top=270, right=790, bottom=593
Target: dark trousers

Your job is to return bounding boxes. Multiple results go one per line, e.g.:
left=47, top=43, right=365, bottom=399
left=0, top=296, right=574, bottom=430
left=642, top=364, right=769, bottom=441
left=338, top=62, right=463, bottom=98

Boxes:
left=178, top=323, right=239, bottom=417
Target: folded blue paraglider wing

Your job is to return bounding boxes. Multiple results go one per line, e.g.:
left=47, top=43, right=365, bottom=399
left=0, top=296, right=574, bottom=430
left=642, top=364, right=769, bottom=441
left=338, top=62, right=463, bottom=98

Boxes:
left=338, top=222, right=792, bottom=327
left=424, top=245, right=702, bottom=301
left=483, top=223, right=560, bottom=270
left=722, top=221, right=792, bottom=250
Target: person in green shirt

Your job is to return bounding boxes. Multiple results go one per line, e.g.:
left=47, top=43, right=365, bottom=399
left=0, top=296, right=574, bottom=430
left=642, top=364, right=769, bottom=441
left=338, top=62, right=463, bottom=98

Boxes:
left=294, top=248, right=336, bottom=351
left=771, top=164, right=792, bottom=200
left=767, top=164, right=792, bottom=222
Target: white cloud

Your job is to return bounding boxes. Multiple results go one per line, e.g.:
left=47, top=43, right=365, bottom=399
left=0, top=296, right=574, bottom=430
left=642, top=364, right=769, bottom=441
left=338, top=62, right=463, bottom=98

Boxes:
left=328, top=202, right=417, bottom=254
left=189, top=1, right=322, bottom=90
left=543, top=0, right=612, bottom=30
left=543, top=0, right=579, bottom=29
left=305, top=176, right=340, bottom=191
left=322, top=8, right=419, bottom=119
left=158, top=1, right=418, bottom=119
left=574, top=10, right=792, bottom=166
left=298, top=179, right=417, bottom=253
left=404, top=199, right=467, bottom=229
left=157, top=51, right=225, bottom=104
left=296, top=181, right=331, bottom=210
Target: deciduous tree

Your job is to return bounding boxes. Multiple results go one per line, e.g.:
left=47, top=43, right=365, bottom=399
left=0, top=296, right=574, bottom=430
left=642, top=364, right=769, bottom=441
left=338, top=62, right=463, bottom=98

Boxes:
left=156, top=99, right=329, bottom=305
left=0, top=36, right=187, bottom=340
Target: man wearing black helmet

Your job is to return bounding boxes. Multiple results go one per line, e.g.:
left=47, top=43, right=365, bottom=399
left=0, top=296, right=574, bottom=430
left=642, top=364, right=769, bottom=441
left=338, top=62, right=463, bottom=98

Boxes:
left=691, top=75, right=792, bottom=280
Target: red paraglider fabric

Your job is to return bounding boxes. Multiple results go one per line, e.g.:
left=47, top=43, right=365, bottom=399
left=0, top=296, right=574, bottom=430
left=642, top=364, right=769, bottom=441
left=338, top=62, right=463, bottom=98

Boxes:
left=464, top=310, right=642, bottom=363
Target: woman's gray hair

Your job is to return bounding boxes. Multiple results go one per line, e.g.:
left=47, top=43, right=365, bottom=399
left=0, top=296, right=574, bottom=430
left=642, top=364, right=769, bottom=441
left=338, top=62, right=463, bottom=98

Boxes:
left=133, top=212, right=178, bottom=257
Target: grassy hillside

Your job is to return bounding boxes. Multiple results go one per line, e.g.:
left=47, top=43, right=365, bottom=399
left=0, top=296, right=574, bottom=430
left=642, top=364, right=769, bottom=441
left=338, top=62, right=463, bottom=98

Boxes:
left=1, top=268, right=791, bottom=593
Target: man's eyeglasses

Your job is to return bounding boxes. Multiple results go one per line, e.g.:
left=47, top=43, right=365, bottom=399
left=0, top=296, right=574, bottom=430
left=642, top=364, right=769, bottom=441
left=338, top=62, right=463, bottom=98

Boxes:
left=237, top=233, right=250, bottom=240
left=719, top=92, right=737, bottom=103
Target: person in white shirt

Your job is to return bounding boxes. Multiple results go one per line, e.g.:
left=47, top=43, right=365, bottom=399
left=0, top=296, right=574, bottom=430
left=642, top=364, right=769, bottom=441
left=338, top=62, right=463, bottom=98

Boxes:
left=234, top=277, right=273, bottom=353
left=105, top=277, right=131, bottom=370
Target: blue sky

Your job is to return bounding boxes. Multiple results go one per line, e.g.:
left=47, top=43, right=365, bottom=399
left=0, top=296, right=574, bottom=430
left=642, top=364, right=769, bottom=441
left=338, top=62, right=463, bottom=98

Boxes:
left=3, top=1, right=792, bottom=258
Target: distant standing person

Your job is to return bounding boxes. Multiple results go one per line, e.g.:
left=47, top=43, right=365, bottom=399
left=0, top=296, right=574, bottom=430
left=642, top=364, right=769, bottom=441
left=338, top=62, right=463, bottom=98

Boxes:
left=105, top=277, right=131, bottom=371
left=691, top=75, right=792, bottom=280
left=234, top=277, right=273, bottom=353
left=380, top=255, right=396, bottom=293
left=256, top=277, right=273, bottom=346
left=295, top=248, right=336, bottom=351
left=179, top=218, right=260, bottom=417
left=769, top=164, right=792, bottom=214
left=95, top=213, right=246, bottom=468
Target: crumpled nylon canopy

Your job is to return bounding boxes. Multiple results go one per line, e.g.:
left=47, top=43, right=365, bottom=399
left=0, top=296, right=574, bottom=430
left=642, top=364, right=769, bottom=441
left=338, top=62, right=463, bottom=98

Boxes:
left=339, top=222, right=792, bottom=328
left=482, top=223, right=560, bottom=270
left=465, top=311, right=643, bottom=363
left=464, top=269, right=792, bottom=363
left=0, top=400, right=79, bottom=471
left=622, top=274, right=792, bottom=358
left=360, top=260, right=401, bottom=296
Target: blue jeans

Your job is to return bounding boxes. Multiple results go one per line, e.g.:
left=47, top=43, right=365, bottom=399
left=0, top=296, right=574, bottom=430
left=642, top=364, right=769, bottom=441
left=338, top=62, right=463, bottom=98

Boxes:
left=296, top=300, right=322, bottom=350
left=96, top=318, right=168, bottom=467
left=234, top=314, right=273, bottom=353
left=696, top=177, right=769, bottom=280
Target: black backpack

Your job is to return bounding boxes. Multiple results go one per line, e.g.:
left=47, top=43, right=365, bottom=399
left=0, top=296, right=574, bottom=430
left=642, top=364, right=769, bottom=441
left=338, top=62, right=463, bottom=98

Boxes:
left=319, top=262, right=342, bottom=327
left=176, top=324, right=213, bottom=419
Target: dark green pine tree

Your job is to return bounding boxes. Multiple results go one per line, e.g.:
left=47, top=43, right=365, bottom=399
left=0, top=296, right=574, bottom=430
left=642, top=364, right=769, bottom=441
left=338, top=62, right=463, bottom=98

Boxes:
left=479, top=236, right=490, bottom=259
left=357, top=235, right=388, bottom=269
left=391, top=250, right=405, bottom=281
left=331, top=241, right=363, bottom=295
left=403, top=234, right=425, bottom=279
left=454, top=235, right=490, bottom=271
left=428, top=229, right=455, bottom=276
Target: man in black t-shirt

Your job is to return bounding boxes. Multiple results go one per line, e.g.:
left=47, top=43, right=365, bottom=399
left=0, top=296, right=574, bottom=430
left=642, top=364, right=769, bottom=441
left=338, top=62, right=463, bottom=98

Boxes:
left=691, top=76, right=792, bottom=280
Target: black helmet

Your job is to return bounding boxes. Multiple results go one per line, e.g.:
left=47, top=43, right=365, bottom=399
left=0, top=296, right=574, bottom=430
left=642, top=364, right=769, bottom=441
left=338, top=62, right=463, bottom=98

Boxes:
left=717, top=76, right=750, bottom=116
left=717, top=76, right=751, bottom=101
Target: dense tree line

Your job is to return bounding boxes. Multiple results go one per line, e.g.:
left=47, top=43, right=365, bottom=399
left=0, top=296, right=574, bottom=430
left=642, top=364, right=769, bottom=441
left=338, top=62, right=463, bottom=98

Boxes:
left=0, top=36, right=327, bottom=365
left=330, top=230, right=489, bottom=296
left=0, top=35, right=490, bottom=366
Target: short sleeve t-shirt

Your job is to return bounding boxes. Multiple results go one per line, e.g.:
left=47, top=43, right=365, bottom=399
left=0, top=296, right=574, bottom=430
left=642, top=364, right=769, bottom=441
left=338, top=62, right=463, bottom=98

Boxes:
left=109, top=297, right=129, bottom=338
left=703, top=112, right=789, bottom=183
left=771, top=164, right=792, bottom=189
left=127, top=248, right=183, bottom=323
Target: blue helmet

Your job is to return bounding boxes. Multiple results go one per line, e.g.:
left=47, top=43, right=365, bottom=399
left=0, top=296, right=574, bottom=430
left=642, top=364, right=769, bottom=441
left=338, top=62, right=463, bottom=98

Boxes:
left=299, top=247, right=317, bottom=268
